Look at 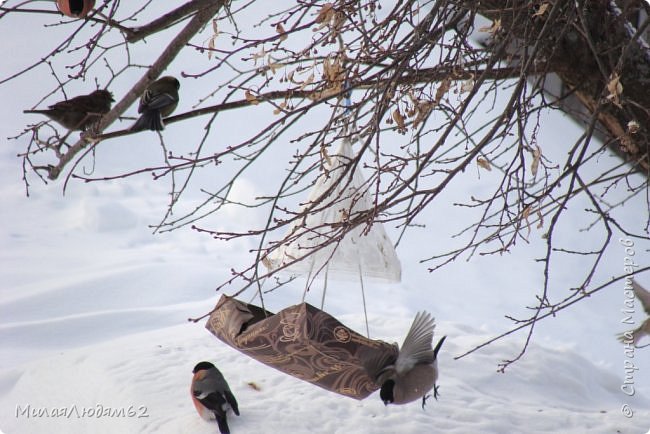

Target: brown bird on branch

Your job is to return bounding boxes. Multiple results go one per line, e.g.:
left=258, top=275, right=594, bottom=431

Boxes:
left=23, top=89, right=114, bottom=131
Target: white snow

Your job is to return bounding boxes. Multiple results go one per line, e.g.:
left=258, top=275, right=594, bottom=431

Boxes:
left=1, top=4, right=650, bottom=434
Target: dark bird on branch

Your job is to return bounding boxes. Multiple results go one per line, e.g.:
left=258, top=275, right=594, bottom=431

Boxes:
left=131, top=76, right=180, bottom=132
left=24, top=89, right=113, bottom=131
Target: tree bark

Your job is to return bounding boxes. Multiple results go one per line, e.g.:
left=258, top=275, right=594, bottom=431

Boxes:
left=472, top=0, right=650, bottom=176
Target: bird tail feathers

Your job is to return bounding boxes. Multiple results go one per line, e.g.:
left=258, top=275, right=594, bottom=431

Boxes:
left=131, top=111, right=164, bottom=131
left=433, top=335, right=446, bottom=359
left=215, top=414, right=230, bottom=434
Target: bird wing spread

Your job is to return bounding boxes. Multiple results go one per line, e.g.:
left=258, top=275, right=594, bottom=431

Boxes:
left=395, top=311, right=435, bottom=374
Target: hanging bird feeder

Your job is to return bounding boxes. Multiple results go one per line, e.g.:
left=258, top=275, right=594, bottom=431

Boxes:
left=205, top=88, right=404, bottom=398
left=56, top=0, right=96, bottom=18
left=265, top=136, right=401, bottom=285
left=206, top=295, right=398, bottom=400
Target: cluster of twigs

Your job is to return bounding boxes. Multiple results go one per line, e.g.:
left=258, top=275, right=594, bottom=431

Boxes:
left=3, top=0, right=649, bottom=370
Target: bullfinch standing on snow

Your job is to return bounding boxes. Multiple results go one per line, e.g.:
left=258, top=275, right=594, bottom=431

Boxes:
left=131, top=76, right=180, bottom=131
left=191, top=361, right=240, bottom=434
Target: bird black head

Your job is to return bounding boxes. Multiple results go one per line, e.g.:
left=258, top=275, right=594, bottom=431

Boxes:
left=192, top=361, right=216, bottom=374
left=380, top=379, right=395, bottom=405
left=159, top=76, right=180, bottom=90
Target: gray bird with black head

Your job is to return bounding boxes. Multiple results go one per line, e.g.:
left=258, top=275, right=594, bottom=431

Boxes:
left=363, top=311, right=446, bottom=408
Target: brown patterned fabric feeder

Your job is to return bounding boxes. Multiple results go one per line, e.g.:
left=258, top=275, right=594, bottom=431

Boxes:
left=205, top=294, right=398, bottom=400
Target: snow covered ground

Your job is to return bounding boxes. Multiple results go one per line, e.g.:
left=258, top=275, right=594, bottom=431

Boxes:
left=1, top=4, right=650, bottom=434
left=1, top=124, right=649, bottom=434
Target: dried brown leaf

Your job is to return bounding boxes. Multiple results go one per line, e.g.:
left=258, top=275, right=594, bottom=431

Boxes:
left=392, top=109, right=406, bottom=132
left=323, top=57, right=334, bottom=81
left=435, top=78, right=451, bottom=105
left=207, top=36, right=216, bottom=60
left=247, top=382, right=262, bottom=391
left=606, top=73, right=623, bottom=107
left=331, top=11, right=345, bottom=37
left=412, top=101, right=433, bottom=129
left=477, top=157, right=491, bottom=171
left=522, top=204, right=532, bottom=236
left=276, top=24, right=288, bottom=41
left=321, top=145, right=332, bottom=166
left=273, top=101, right=287, bottom=115
left=532, top=3, right=549, bottom=17
left=317, top=83, right=342, bottom=100
left=251, top=48, right=266, bottom=66
left=531, top=145, right=541, bottom=178
left=245, top=90, right=260, bottom=105
left=267, top=56, right=282, bottom=74
left=479, top=19, right=501, bottom=34
left=206, top=19, right=219, bottom=61
left=287, top=69, right=296, bottom=83
left=316, top=3, right=334, bottom=24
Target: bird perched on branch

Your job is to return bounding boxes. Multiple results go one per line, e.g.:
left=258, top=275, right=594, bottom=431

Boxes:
left=131, top=76, right=180, bottom=131
left=191, top=361, right=240, bottom=434
left=363, top=311, right=446, bottom=408
left=618, top=279, right=650, bottom=348
left=23, top=89, right=113, bottom=131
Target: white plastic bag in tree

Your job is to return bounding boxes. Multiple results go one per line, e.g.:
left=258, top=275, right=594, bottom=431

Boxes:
left=265, top=138, right=401, bottom=282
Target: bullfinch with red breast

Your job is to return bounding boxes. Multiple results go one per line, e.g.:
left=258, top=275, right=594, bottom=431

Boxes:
left=191, top=361, right=240, bottom=434
left=131, top=76, right=180, bottom=131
